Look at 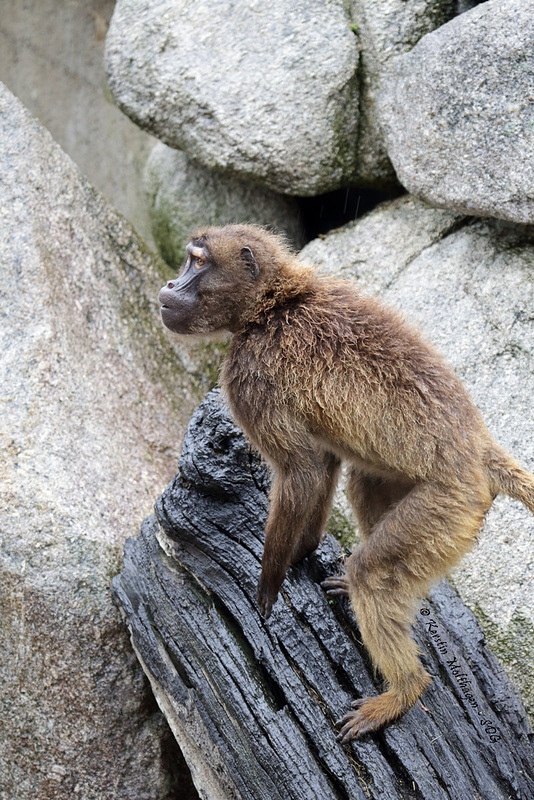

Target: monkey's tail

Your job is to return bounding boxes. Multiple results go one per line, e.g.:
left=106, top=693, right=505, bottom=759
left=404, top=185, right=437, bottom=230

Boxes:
left=487, top=446, right=534, bottom=514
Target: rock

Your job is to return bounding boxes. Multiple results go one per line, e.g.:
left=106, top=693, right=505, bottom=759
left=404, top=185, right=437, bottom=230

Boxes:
left=301, top=194, right=463, bottom=292
left=0, top=82, right=208, bottom=799
left=113, top=390, right=534, bottom=800
left=301, top=196, right=534, bottom=719
left=0, top=0, right=158, bottom=244
left=350, top=0, right=457, bottom=188
left=145, top=144, right=306, bottom=270
left=378, top=0, right=534, bottom=223
left=105, top=0, right=359, bottom=196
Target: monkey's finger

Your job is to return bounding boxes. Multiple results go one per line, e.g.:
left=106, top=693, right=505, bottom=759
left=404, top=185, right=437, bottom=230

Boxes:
left=257, top=593, right=273, bottom=620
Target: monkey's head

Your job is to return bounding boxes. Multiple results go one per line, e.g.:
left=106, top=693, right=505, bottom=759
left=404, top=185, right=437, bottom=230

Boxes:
left=158, top=224, right=296, bottom=335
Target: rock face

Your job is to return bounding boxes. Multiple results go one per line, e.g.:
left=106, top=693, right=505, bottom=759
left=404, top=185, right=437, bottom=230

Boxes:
left=351, top=0, right=456, bottom=187
left=0, top=0, right=157, bottom=244
left=145, top=144, right=306, bottom=270
left=105, top=0, right=463, bottom=196
left=301, top=195, right=534, bottom=718
left=378, top=0, right=534, bottom=222
left=0, top=83, right=208, bottom=799
left=105, top=0, right=360, bottom=196
left=113, top=390, right=534, bottom=800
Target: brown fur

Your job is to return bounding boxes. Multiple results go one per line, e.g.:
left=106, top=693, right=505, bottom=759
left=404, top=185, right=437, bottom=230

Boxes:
left=159, top=224, right=534, bottom=739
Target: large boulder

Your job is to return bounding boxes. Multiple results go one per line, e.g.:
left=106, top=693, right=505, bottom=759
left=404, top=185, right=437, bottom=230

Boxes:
left=0, top=83, right=206, bottom=799
left=350, top=0, right=457, bottom=188
left=378, top=0, right=534, bottom=222
left=0, top=0, right=157, bottom=244
left=145, top=144, right=306, bottom=270
left=105, top=0, right=359, bottom=196
left=301, top=196, right=534, bottom=719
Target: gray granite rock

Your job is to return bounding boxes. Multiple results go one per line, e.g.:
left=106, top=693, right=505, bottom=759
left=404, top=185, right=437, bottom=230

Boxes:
left=145, top=144, right=305, bottom=270
left=106, top=0, right=359, bottom=196
left=0, top=82, right=209, bottom=799
left=350, top=0, right=456, bottom=188
left=301, top=196, right=534, bottom=719
left=0, top=0, right=158, bottom=246
left=378, top=0, right=534, bottom=222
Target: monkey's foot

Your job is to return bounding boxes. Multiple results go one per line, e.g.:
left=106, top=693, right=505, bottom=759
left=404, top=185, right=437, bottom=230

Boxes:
left=321, top=575, right=349, bottom=597
left=336, top=693, right=406, bottom=741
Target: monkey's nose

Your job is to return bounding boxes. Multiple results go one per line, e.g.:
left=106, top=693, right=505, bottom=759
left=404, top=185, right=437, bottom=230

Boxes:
left=159, top=285, right=174, bottom=306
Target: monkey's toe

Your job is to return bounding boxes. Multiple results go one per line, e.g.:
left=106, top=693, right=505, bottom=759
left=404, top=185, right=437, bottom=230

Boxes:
left=336, top=707, right=374, bottom=741
left=321, top=575, right=349, bottom=597
left=336, top=695, right=399, bottom=741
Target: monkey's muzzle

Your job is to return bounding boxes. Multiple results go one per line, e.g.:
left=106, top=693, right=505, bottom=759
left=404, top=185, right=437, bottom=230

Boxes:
left=159, top=279, right=198, bottom=334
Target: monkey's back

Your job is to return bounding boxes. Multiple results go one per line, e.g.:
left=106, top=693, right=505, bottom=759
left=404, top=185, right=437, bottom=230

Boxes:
left=222, top=273, right=491, bottom=486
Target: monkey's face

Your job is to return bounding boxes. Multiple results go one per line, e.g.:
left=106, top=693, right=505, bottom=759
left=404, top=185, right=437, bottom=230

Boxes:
left=159, top=239, right=212, bottom=334
left=159, top=232, right=261, bottom=335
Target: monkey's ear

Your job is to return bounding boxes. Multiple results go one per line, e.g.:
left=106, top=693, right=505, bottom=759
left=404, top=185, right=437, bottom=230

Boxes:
left=240, top=246, right=259, bottom=280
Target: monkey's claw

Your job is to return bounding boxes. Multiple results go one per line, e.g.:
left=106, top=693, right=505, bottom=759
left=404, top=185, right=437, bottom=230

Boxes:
left=321, top=575, right=349, bottom=597
left=335, top=698, right=385, bottom=741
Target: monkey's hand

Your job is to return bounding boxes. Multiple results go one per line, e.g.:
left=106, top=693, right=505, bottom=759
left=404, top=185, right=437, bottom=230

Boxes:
left=321, top=574, right=349, bottom=597
left=256, top=575, right=279, bottom=620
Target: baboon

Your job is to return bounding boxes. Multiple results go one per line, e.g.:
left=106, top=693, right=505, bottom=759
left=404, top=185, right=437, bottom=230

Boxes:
left=159, top=224, right=534, bottom=740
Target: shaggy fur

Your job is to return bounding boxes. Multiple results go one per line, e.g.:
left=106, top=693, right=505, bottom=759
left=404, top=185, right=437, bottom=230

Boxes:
left=159, top=224, right=534, bottom=739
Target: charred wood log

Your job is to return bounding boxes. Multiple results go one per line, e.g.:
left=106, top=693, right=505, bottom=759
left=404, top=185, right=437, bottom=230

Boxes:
left=113, top=390, right=534, bottom=800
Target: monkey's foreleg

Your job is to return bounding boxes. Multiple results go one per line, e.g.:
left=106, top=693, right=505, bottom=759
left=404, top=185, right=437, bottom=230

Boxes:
left=257, top=456, right=337, bottom=619
left=290, top=451, right=340, bottom=564
left=335, top=481, right=490, bottom=740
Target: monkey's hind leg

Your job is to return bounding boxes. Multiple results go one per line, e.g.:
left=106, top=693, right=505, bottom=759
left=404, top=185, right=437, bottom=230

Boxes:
left=347, top=469, right=413, bottom=540
left=337, top=481, right=491, bottom=741
left=322, top=472, right=413, bottom=598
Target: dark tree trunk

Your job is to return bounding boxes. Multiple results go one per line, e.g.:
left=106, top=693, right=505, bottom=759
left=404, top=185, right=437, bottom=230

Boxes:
left=113, top=390, right=534, bottom=800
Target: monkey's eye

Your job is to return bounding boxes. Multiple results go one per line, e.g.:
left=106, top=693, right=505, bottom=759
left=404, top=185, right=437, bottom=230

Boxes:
left=194, top=257, right=206, bottom=269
